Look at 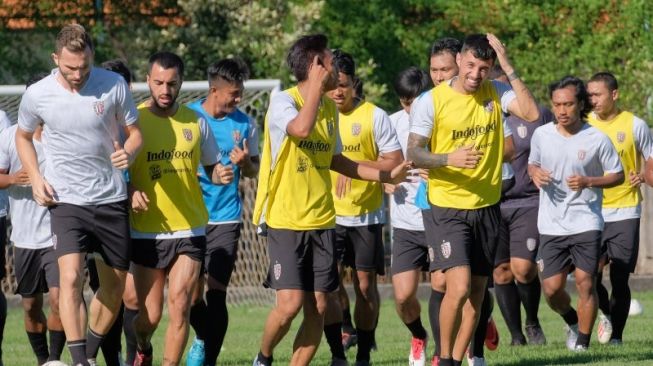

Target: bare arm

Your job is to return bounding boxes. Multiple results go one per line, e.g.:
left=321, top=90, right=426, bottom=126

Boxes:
left=527, top=163, right=551, bottom=189
left=330, top=154, right=410, bottom=184
left=16, top=127, right=54, bottom=206
left=286, top=56, right=331, bottom=139
left=0, top=168, right=30, bottom=189
left=566, top=171, right=624, bottom=191
left=644, top=157, right=653, bottom=187
left=503, top=135, right=514, bottom=162
left=406, top=132, right=482, bottom=169
left=487, top=33, right=539, bottom=122
left=356, top=149, right=403, bottom=171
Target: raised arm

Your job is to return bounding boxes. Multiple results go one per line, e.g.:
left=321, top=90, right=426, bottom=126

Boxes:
left=286, top=56, right=332, bottom=138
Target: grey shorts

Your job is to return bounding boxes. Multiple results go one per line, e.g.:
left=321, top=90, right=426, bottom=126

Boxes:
left=601, top=219, right=640, bottom=272
left=537, top=231, right=601, bottom=279
left=14, top=246, right=59, bottom=296
left=132, top=236, right=206, bottom=269
left=391, top=228, right=429, bottom=275
left=335, top=224, right=385, bottom=275
left=204, top=223, right=241, bottom=286
left=495, top=206, right=539, bottom=266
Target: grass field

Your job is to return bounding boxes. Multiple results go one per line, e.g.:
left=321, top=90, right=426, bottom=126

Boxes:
left=3, top=291, right=653, bottom=365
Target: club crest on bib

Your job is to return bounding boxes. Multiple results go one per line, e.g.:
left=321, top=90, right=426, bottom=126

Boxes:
left=517, top=124, right=528, bottom=139
left=274, top=261, right=282, bottom=280
left=441, top=240, right=451, bottom=259
left=93, top=100, right=105, bottom=116
left=617, top=131, right=625, bottom=143
left=182, top=128, right=193, bottom=142
left=483, top=99, right=494, bottom=113
left=327, top=118, right=335, bottom=136
left=577, top=149, right=586, bottom=161
left=526, top=237, right=537, bottom=251
left=351, top=123, right=362, bottom=136
left=296, top=156, right=308, bottom=173
left=232, top=130, right=242, bottom=144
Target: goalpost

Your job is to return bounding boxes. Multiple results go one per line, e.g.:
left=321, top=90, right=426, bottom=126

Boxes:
left=0, top=79, right=281, bottom=306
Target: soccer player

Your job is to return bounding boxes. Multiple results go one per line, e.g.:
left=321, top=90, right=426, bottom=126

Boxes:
left=186, top=57, right=260, bottom=366
left=587, top=72, right=653, bottom=345
left=408, top=33, right=540, bottom=366
left=251, top=34, right=409, bottom=366
left=529, top=75, right=623, bottom=351
left=15, top=24, right=142, bottom=366
left=387, top=66, right=432, bottom=366
left=0, top=109, right=13, bottom=366
left=128, top=51, right=227, bottom=366
left=490, top=65, right=553, bottom=347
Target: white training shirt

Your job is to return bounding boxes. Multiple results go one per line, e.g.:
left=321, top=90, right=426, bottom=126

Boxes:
left=0, top=125, right=52, bottom=249
left=388, top=109, right=424, bottom=231
left=0, top=110, right=12, bottom=217
left=18, top=67, right=138, bottom=206
left=529, top=122, right=623, bottom=235
left=336, top=105, right=402, bottom=227
left=502, top=120, right=515, bottom=180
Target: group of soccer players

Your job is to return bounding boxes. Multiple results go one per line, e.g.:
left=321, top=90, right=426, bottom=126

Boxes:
left=0, top=22, right=649, bottom=366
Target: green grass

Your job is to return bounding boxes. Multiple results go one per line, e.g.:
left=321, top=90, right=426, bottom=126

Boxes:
left=4, top=291, right=653, bottom=365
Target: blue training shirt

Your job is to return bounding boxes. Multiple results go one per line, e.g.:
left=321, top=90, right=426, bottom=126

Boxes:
left=188, top=99, right=258, bottom=223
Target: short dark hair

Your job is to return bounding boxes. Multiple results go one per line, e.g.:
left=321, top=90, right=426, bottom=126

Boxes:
left=352, top=76, right=364, bottom=99
left=394, top=67, right=431, bottom=100
left=148, top=51, right=184, bottom=78
left=429, top=37, right=462, bottom=59
left=460, top=34, right=496, bottom=61
left=207, top=57, right=250, bottom=86
left=26, top=72, right=50, bottom=88
left=589, top=71, right=618, bottom=92
left=101, top=59, right=133, bottom=84
left=332, top=49, right=355, bottom=78
left=549, top=75, right=592, bottom=117
left=287, top=34, right=329, bottom=82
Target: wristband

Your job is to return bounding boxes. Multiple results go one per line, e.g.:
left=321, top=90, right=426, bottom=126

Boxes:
left=508, top=71, right=520, bottom=82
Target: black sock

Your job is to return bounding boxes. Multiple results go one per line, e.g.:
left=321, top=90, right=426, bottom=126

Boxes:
left=27, top=331, right=50, bottom=364
left=256, top=351, right=273, bottom=365
left=495, top=282, right=525, bottom=342
left=562, top=308, right=578, bottom=326
left=68, top=339, right=89, bottom=366
left=439, top=358, right=453, bottom=366
left=86, top=328, right=105, bottom=360
left=576, top=331, right=590, bottom=347
left=0, top=291, right=6, bottom=361
left=596, top=272, right=611, bottom=315
left=101, top=304, right=123, bottom=366
left=429, top=289, right=444, bottom=357
left=471, top=289, right=493, bottom=357
left=190, top=298, right=209, bottom=341
left=123, top=307, right=138, bottom=366
left=324, top=322, right=346, bottom=359
left=516, top=279, right=542, bottom=326
left=205, top=290, right=228, bottom=364
left=355, top=328, right=373, bottom=362
left=453, top=360, right=463, bottom=366
left=610, top=268, right=631, bottom=340
left=342, top=307, right=354, bottom=333
left=48, top=329, right=66, bottom=361
left=138, top=343, right=153, bottom=355
left=405, top=317, right=427, bottom=340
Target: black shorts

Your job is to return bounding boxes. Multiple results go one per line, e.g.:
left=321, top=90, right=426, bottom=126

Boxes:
left=427, top=203, right=500, bottom=276
left=49, top=201, right=131, bottom=271
left=601, top=219, right=640, bottom=273
left=0, top=216, right=6, bottom=279
left=537, top=231, right=601, bottom=279
left=264, top=228, right=338, bottom=292
left=335, top=224, right=385, bottom=275
left=391, top=228, right=429, bottom=275
left=132, top=236, right=206, bottom=269
left=14, top=246, right=59, bottom=296
left=495, top=206, right=539, bottom=266
left=204, top=223, right=241, bottom=286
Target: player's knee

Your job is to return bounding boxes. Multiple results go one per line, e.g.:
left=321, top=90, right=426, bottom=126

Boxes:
left=541, top=281, right=562, bottom=299
left=493, top=263, right=513, bottom=284
left=513, top=265, right=537, bottom=283
left=275, top=297, right=303, bottom=322
left=574, top=276, right=594, bottom=298
left=48, top=295, right=61, bottom=316
left=59, top=267, right=84, bottom=288
left=22, top=298, right=41, bottom=318
left=445, top=281, right=471, bottom=302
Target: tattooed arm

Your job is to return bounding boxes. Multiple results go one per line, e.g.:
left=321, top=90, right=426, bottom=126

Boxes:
left=407, top=132, right=483, bottom=169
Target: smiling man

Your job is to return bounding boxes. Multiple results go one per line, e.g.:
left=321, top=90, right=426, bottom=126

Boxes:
left=407, top=33, right=539, bottom=366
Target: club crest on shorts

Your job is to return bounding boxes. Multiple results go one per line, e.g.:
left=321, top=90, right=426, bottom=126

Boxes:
left=351, top=123, right=362, bottom=136
left=616, top=131, right=625, bottom=143
left=93, top=100, right=105, bottom=116
left=428, top=246, right=435, bottom=263
left=483, top=99, right=494, bottom=113
left=537, top=259, right=544, bottom=272
left=273, top=261, right=282, bottom=280
left=182, top=128, right=193, bottom=142
left=232, top=130, right=242, bottom=144
left=441, top=240, right=451, bottom=259
left=517, top=124, right=528, bottom=139
left=526, top=237, right=537, bottom=251
left=51, top=234, right=57, bottom=250
left=577, top=149, right=586, bottom=161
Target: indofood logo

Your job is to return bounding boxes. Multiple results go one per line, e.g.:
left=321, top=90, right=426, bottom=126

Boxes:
left=298, top=140, right=331, bottom=154
left=146, top=149, right=194, bottom=162
left=342, top=143, right=361, bottom=152
left=452, top=122, right=496, bottom=140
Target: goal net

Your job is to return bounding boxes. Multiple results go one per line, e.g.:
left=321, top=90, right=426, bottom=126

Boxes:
left=0, top=79, right=281, bottom=306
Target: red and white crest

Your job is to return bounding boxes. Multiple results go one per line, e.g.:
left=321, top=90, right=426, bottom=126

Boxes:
left=273, top=262, right=282, bottom=280
left=526, top=238, right=537, bottom=252
left=617, top=131, right=626, bottom=143
left=232, top=130, right=242, bottom=144
left=483, top=99, right=494, bottom=113
left=537, top=259, right=544, bottom=273
left=93, top=101, right=105, bottom=116
left=351, top=123, right=362, bottom=136
left=441, top=240, right=451, bottom=259
left=182, top=128, right=193, bottom=142
left=577, top=149, right=586, bottom=161
left=517, top=124, right=528, bottom=139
